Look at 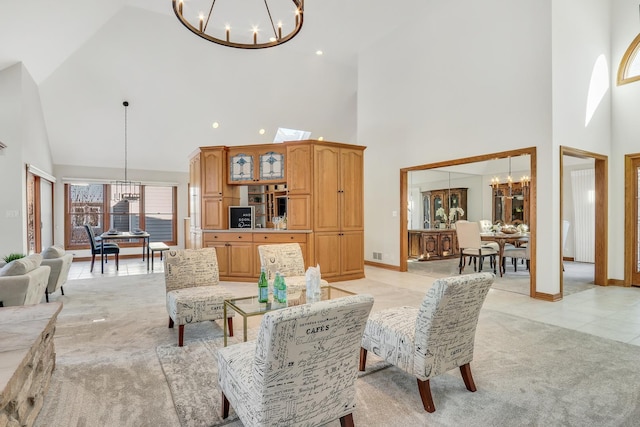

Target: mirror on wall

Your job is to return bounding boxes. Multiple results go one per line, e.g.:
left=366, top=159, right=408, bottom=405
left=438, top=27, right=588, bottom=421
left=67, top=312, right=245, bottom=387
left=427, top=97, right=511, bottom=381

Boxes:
left=407, top=155, right=531, bottom=231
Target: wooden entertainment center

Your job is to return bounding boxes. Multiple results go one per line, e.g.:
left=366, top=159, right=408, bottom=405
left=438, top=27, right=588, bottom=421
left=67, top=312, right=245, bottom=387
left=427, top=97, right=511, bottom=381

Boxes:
left=188, top=140, right=365, bottom=282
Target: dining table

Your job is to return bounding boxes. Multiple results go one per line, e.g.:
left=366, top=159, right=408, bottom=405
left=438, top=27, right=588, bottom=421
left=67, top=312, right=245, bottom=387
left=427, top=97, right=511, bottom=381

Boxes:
left=480, top=232, right=529, bottom=277
left=99, top=231, right=151, bottom=274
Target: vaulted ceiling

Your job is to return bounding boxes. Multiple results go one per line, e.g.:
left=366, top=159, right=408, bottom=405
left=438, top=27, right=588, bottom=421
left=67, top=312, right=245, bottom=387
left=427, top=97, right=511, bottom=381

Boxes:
left=0, top=0, right=422, bottom=173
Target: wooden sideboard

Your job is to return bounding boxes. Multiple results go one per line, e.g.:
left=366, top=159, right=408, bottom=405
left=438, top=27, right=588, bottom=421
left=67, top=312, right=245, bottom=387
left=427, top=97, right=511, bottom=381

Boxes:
left=408, top=229, right=458, bottom=260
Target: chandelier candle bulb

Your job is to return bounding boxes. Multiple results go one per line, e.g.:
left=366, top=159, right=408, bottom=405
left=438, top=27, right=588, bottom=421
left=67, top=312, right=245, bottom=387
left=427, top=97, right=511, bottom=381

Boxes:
left=199, top=15, right=204, bottom=32
left=226, top=27, right=230, bottom=42
left=253, top=30, right=257, bottom=44
left=278, top=23, right=282, bottom=39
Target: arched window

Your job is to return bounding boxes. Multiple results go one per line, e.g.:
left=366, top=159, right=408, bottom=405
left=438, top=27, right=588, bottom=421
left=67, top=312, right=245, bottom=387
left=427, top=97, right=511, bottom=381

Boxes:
left=617, top=33, right=640, bottom=85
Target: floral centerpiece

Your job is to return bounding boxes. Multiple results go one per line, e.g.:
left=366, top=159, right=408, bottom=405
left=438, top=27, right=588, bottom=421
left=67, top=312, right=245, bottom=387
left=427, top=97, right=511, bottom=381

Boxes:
left=516, top=223, right=529, bottom=233
left=449, top=207, right=465, bottom=223
left=435, top=207, right=447, bottom=223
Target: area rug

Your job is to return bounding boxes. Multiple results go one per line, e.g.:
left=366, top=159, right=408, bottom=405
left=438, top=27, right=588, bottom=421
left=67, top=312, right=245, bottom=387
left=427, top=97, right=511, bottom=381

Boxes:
left=157, top=311, right=640, bottom=427
left=156, top=331, right=390, bottom=427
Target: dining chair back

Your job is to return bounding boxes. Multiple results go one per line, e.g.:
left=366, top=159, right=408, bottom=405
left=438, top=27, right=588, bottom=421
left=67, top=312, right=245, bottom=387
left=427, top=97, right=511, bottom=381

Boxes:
left=456, top=221, right=497, bottom=274
left=83, top=224, right=119, bottom=272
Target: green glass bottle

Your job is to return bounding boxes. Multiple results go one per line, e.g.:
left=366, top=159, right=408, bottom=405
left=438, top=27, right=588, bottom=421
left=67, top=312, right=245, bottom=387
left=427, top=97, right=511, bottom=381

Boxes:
left=258, top=266, right=268, bottom=303
left=279, top=273, right=287, bottom=304
left=274, top=271, right=283, bottom=303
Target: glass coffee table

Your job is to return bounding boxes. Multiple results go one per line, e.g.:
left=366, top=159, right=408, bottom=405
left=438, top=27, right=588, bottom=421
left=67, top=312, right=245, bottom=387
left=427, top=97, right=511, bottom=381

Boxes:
left=223, top=285, right=355, bottom=346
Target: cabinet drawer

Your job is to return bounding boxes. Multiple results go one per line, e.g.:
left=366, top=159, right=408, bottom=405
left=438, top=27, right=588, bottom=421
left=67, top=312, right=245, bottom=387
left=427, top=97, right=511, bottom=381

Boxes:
left=204, top=232, right=252, bottom=243
left=252, top=233, right=307, bottom=243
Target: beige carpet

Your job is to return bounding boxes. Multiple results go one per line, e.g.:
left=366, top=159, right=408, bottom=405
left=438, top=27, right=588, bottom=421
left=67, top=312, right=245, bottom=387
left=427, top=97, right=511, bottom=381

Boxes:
left=156, top=311, right=640, bottom=427
left=34, top=273, right=637, bottom=427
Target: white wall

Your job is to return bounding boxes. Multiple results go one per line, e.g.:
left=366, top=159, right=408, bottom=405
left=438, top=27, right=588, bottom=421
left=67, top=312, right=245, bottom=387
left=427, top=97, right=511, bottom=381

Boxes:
left=359, top=0, right=553, bottom=288
left=0, top=63, right=53, bottom=257
left=53, top=164, right=188, bottom=259
left=552, top=0, right=612, bottom=282
left=611, top=0, right=640, bottom=280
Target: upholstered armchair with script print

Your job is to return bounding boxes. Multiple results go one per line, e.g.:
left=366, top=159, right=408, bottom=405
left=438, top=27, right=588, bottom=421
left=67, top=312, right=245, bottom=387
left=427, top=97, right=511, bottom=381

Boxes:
left=217, top=294, right=374, bottom=427
left=163, top=248, right=234, bottom=347
left=360, top=272, right=494, bottom=413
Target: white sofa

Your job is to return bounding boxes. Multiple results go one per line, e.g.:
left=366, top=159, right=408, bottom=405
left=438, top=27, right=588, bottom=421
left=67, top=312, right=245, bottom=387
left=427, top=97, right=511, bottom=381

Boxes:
left=0, top=254, right=50, bottom=307
left=40, top=246, right=74, bottom=302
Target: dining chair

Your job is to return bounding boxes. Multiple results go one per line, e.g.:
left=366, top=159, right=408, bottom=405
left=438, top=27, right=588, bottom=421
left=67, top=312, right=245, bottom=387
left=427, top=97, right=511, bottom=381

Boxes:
left=84, top=224, right=119, bottom=273
left=359, top=272, right=494, bottom=412
left=455, top=221, right=497, bottom=274
left=218, top=294, right=374, bottom=426
left=502, top=242, right=530, bottom=272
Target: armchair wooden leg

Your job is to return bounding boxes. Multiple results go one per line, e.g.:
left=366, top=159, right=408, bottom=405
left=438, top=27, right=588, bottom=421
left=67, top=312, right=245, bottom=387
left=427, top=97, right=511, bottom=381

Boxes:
left=45, top=290, right=49, bottom=303
left=417, top=378, right=435, bottom=412
left=61, top=286, right=64, bottom=295
left=227, top=317, right=234, bottom=337
left=178, top=325, right=185, bottom=347
left=458, top=253, right=464, bottom=274
left=460, top=363, right=477, bottom=392
left=359, top=348, right=368, bottom=371
left=221, top=392, right=230, bottom=419
left=168, top=317, right=174, bottom=328
left=339, top=413, right=354, bottom=427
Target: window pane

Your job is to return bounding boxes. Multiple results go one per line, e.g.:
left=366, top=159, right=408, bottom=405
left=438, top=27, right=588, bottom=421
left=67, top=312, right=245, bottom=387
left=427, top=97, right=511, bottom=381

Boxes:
left=68, top=184, right=105, bottom=246
left=109, top=199, right=140, bottom=233
left=145, top=186, right=174, bottom=242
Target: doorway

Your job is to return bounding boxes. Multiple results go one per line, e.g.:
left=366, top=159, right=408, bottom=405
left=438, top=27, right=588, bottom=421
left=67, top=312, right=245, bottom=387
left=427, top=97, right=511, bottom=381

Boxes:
left=624, top=153, right=640, bottom=286
left=400, top=147, right=537, bottom=297
left=559, top=147, right=607, bottom=293
left=26, top=166, right=55, bottom=254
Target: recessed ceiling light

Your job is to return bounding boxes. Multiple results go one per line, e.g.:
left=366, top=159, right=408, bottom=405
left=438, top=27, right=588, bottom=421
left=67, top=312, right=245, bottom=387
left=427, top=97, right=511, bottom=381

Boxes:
left=212, top=122, right=219, bottom=129
left=318, top=136, right=324, bottom=141
left=316, top=50, right=323, bottom=56
left=259, top=129, right=265, bottom=135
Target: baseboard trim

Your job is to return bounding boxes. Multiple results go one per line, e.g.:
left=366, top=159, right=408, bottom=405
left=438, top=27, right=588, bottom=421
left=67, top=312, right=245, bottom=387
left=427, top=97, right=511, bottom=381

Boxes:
left=364, top=261, right=401, bottom=271
left=534, top=292, right=562, bottom=302
left=608, top=279, right=626, bottom=287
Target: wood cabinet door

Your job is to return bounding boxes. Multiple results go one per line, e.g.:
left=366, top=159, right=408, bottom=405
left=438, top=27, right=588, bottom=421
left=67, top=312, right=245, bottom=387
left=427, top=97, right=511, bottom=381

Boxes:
left=313, top=145, right=341, bottom=231
left=203, top=241, right=229, bottom=277
left=340, top=231, right=364, bottom=276
left=340, top=148, right=364, bottom=231
left=286, top=194, right=311, bottom=230
left=286, top=143, right=312, bottom=194
left=201, top=149, right=225, bottom=197
left=202, top=197, right=224, bottom=229
left=314, top=232, right=341, bottom=278
left=228, top=148, right=257, bottom=184
left=228, top=242, right=254, bottom=277
left=255, top=148, right=285, bottom=183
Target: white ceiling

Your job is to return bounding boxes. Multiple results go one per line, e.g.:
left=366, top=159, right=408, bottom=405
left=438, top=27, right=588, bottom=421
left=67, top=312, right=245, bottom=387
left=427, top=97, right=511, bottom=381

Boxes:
left=0, top=1, right=428, bottom=174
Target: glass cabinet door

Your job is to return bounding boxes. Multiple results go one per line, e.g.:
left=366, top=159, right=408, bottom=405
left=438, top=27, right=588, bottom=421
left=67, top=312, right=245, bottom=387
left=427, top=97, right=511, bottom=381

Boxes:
left=423, top=196, right=431, bottom=229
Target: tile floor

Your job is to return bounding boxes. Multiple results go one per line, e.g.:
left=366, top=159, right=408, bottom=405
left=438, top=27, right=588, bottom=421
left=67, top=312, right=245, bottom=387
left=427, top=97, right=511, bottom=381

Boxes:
left=66, top=257, right=640, bottom=346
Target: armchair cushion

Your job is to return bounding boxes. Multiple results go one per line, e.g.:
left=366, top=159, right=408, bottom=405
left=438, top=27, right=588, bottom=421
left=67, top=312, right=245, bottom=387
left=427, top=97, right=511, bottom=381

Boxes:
left=166, top=286, right=234, bottom=325
left=0, top=254, right=43, bottom=277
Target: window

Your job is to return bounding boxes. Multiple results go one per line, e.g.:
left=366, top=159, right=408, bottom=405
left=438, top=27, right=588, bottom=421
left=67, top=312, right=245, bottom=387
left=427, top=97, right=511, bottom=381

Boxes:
left=617, top=33, right=640, bottom=86
left=65, top=183, right=177, bottom=249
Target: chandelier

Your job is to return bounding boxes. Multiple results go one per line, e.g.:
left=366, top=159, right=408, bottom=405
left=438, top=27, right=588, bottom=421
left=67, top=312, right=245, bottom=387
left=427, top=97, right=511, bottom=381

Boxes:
left=491, top=157, right=529, bottom=200
left=172, top=0, right=304, bottom=49
left=111, top=101, right=141, bottom=202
